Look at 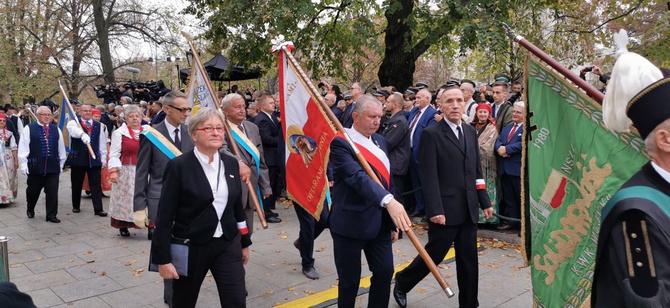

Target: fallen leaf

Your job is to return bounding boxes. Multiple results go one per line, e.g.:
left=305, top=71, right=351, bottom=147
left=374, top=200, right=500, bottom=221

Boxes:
left=266, top=290, right=274, bottom=295
left=280, top=236, right=288, bottom=239
left=37, top=257, right=43, bottom=260
left=83, top=251, right=93, bottom=255
left=68, top=259, right=75, bottom=263
left=288, top=287, right=295, bottom=291
left=417, top=288, right=426, bottom=293
left=315, top=246, right=326, bottom=252
left=86, top=260, right=95, bottom=263
left=100, top=271, right=107, bottom=276
left=9, top=264, right=21, bottom=268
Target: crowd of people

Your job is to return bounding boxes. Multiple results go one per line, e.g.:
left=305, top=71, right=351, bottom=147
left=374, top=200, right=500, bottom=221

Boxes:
left=1, top=74, right=528, bottom=307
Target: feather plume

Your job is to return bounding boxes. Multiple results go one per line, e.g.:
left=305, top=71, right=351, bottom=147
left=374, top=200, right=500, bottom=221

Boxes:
left=603, top=30, right=663, bottom=132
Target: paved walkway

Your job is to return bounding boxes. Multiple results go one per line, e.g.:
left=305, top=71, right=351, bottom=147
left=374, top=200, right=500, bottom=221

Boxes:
left=0, top=173, right=531, bottom=307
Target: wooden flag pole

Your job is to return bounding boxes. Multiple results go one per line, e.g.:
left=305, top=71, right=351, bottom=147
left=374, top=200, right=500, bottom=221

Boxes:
left=58, top=81, right=96, bottom=159
left=279, top=43, right=455, bottom=298
left=181, top=32, right=268, bottom=229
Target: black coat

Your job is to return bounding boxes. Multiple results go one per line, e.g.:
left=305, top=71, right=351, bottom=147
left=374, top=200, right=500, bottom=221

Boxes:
left=151, top=150, right=251, bottom=265
left=418, top=120, right=491, bottom=225
left=254, top=111, right=280, bottom=167
left=381, top=111, right=410, bottom=175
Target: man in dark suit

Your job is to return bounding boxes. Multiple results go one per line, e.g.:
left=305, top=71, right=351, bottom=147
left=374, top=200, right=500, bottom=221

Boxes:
left=407, top=88, right=438, bottom=217
left=254, top=95, right=282, bottom=219
left=222, top=93, right=281, bottom=225
left=340, top=82, right=364, bottom=128
left=134, top=91, right=194, bottom=306
left=494, top=102, right=524, bottom=230
left=66, top=103, right=108, bottom=217
left=149, top=101, right=166, bottom=126
left=381, top=93, right=410, bottom=205
left=329, top=95, right=412, bottom=308
left=393, top=87, right=492, bottom=308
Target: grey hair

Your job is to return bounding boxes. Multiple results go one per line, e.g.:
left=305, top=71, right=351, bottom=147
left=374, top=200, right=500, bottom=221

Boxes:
left=162, top=91, right=188, bottom=107
left=513, top=101, right=525, bottom=109
left=123, top=104, right=141, bottom=118
left=120, top=96, right=132, bottom=104
left=36, top=106, right=52, bottom=114
left=107, top=103, right=116, bottom=109
left=188, top=107, right=225, bottom=137
left=644, top=118, right=670, bottom=156
left=248, top=101, right=257, bottom=109
left=221, top=93, right=245, bottom=111
left=353, top=94, right=382, bottom=114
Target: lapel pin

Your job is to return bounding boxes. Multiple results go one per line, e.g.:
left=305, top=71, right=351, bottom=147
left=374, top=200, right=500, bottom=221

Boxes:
left=229, top=174, right=235, bottom=178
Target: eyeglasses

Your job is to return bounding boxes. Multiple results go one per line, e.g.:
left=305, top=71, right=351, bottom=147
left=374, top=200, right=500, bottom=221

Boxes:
left=0, top=120, right=5, bottom=122
left=168, top=105, right=192, bottom=113
left=196, top=126, right=225, bottom=133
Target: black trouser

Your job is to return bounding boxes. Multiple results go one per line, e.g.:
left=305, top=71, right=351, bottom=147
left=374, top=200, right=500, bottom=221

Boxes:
left=395, top=220, right=479, bottom=308
left=172, top=235, right=245, bottom=308
left=500, top=174, right=521, bottom=228
left=26, top=173, right=59, bottom=219
left=392, top=173, right=405, bottom=205
left=332, top=230, right=394, bottom=308
left=70, top=166, right=103, bottom=212
left=293, top=201, right=328, bottom=269
left=264, top=165, right=281, bottom=211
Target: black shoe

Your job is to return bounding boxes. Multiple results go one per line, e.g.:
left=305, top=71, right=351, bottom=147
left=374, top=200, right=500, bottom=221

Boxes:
left=46, top=217, right=61, bottom=223
left=72, top=208, right=81, bottom=213
left=410, top=211, right=425, bottom=218
left=293, top=239, right=300, bottom=251
left=497, top=224, right=516, bottom=231
left=119, top=228, right=130, bottom=237
left=26, top=210, right=34, bottom=218
left=302, top=267, right=319, bottom=280
left=266, top=216, right=282, bottom=223
left=393, top=284, right=407, bottom=308
left=266, top=211, right=279, bottom=218
left=94, top=211, right=108, bottom=217
left=147, top=227, right=154, bottom=240
left=85, top=190, right=91, bottom=196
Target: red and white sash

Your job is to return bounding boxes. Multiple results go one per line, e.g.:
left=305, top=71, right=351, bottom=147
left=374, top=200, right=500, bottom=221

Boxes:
left=345, top=128, right=391, bottom=187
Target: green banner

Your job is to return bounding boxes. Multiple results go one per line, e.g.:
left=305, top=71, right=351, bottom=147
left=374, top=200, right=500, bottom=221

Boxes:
left=525, top=57, right=649, bottom=307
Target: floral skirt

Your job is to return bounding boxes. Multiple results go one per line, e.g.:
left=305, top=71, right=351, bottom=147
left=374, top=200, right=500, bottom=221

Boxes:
left=109, top=165, right=136, bottom=223
left=0, top=153, right=17, bottom=204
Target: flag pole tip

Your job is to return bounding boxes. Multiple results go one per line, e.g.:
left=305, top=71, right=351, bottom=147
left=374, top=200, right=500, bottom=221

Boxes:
left=271, top=35, right=294, bottom=53
left=502, top=23, right=522, bottom=42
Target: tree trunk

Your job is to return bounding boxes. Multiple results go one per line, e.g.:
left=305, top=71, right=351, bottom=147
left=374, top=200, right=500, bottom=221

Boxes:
left=92, top=0, right=115, bottom=84
left=378, top=0, right=415, bottom=90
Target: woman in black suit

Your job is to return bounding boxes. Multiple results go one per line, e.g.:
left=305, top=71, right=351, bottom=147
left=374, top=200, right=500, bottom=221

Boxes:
left=151, top=107, right=251, bottom=308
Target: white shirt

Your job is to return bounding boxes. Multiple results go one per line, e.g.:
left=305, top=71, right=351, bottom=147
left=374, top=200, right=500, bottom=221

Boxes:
left=163, top=120, right=180, bottom=143
left=18, top=122, right=68, bottom=172
left=345, top=127, right=393, bottom=207
left=651, top=161, right=670, bottom=185
left=465, top=99, right=477, bottom=123
left=492, top=101, right=504, bottom=118
left=444, top=118, right=463, bottom=140
left=193, top=147, right=229, bottom=238
left=410, top=104, right=431, bottom=146
left=66, top=118, right=108, bottom=166
left=108, top=124, right=149, bottom=169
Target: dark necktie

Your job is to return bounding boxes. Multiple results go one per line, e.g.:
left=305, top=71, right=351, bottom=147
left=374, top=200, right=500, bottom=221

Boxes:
left=238, top=125, right=246, bottom=136
left=491, top=104, right=497, bottom=119
left=457, top=126, right=465, bottom=150
left=43, top=125, right=49, bottom=138
left=174, top=128, right=181, bottom=150
left=409, top=110, right=422, bottom=132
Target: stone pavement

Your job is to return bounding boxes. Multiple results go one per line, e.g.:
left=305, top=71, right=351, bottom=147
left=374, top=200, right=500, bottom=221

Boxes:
left=0, top=173, right=531, bottom=307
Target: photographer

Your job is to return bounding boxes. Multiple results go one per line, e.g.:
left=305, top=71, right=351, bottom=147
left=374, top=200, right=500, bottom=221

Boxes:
left=580, top=65, right=610, bottom=95
left=95, top=84, right=122, bottom=105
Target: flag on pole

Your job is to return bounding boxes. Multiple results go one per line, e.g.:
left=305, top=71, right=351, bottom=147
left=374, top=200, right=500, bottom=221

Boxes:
left=525, top=56, right=648, bottom=306
left=278, top=44, right=337, bottom=219
left=185, top=58, right=217, bottom=118
left=58, top=97, right=77, bottom=152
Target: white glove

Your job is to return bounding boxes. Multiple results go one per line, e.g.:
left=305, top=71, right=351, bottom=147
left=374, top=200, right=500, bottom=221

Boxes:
left=19, top=163, right=28, bottom=176
left=80, top=134, right=91, bottom=144
left=134, top=209, right=148, bottom=229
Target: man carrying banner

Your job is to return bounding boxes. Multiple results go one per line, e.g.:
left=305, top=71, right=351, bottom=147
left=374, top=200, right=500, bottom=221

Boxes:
left=18, top=106, right=67, bottom=222
left=593, top=34, right=670, bottom=307
left=393, top=86, right=492, bottom=308
left=329, top=95, right=411, bottom=308
left=221, top=93, right=281, bottom=225
left=66, top=103, right=108, bottom=217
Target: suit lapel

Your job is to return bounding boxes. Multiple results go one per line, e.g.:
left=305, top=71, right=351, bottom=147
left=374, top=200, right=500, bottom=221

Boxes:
left=222, top=156, right=238, bottom=214
left=440, top=120, right=465, bottom=154
left=188, top=151, right=214, bottom=201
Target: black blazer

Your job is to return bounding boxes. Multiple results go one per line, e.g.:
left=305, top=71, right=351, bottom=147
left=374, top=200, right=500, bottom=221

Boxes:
left=151, top=151, right=251, bottom=265
left=254, top=112, right=279, bottom=167
left=418, top=120, right=491, bottom=225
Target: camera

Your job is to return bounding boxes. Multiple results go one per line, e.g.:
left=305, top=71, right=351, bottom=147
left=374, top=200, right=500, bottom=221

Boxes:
left=584, top=67, right=593, bottom=72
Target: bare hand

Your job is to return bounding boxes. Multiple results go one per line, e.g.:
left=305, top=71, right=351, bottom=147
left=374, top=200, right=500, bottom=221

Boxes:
left=391, top=231, right=399, bottom=243
left=158, top=263, right=179, bottom=279
left=483, top=207, right=493, bottom=219
left=434, top=114, right=443, bottom=122
left=242, top=247, right=250, bottom=265
left=238, top=161, right=251, bottom=183
left=429, top=215, right=446, bottom=225
left=592, top=65, right=603, bottom=76
left=329, top=181, right=334, bottom=187
left=386, top=199, right=411, bottom=232
left=497, top=146, right=507, bottom=156
left=109, top=172, right=119, bottom=184
left=262, top=194, right=270, bottom=199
